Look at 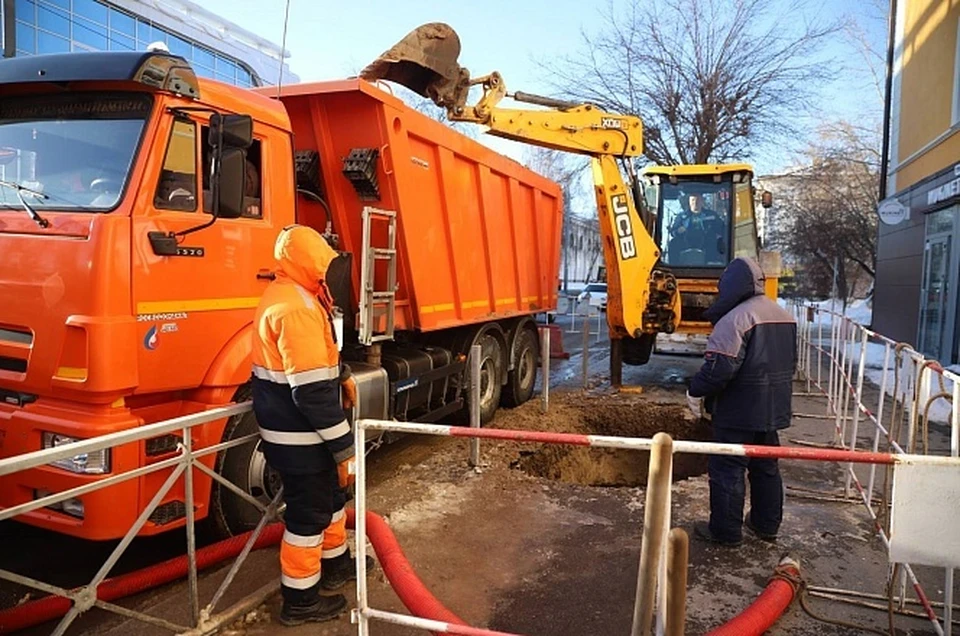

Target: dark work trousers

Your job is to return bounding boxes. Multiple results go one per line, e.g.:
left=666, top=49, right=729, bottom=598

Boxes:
left=278, top=465, right=347, bottom=606
left=708, top=427, right=784, bottom=543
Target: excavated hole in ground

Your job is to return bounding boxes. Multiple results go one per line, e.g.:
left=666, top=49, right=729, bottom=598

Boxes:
left=513, top=401, right=711, bottom=487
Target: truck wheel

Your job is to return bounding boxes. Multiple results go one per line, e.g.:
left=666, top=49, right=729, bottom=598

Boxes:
left=502, top=327, right=538, bottom=407
left=209, top=406, right=282, bottom=538
left=466, top=332, right=503, bottom=424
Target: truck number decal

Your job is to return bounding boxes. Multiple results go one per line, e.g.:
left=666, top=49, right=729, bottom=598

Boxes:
left=611, top=193, right=637, bottom=260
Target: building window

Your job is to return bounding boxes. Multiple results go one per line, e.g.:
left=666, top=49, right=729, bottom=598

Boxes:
left=14, top=0, right=260, bottom=86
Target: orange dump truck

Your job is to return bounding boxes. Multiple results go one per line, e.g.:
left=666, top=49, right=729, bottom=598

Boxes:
left=0, top=52, right=561, bottom=540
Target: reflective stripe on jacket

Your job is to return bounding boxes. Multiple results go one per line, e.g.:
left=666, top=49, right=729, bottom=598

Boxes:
left=252, top=225, right=354, bottom=474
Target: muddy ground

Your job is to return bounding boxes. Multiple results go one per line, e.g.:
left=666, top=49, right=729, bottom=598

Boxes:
left=64, top=384, right=958, bottom=636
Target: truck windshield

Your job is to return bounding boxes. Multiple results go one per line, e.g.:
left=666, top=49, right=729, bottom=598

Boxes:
left=0, top=93, right=151, bottom=212
left=657, top=180, right=732, bottom=268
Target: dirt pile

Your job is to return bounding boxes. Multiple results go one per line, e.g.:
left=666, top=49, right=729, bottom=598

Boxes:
left=504, top=393, right=711, bottom=486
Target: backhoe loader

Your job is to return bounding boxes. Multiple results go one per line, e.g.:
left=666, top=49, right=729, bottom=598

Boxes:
left=361, top=23, right=778, bottom=385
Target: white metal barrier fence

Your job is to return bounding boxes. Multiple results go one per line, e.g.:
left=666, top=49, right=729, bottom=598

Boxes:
left=792, top=301, right=960, bottom=636
left=350, top=417, right=960, bottom=636
left=0, top=402, right=284, bottom=636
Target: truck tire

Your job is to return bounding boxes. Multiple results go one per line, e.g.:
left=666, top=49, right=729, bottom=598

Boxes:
left=502, top=327, right=538, bottom=407
left=466, top=332, right=503, bottom=424
left=209, top=401, right=282, bottom=538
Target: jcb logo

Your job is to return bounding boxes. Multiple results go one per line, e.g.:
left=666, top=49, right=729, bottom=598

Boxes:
left=612, top=194, right=637, bottom=260
left=601, top=117, right=624, bottom=129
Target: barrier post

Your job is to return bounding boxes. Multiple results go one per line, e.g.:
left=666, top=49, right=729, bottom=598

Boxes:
left=845, top=328, right=869, bottom=497
left=665, top=528, right=689, bottom=636
left=541, top=328, right=550, bottom=414
left=867, top=343, right=892, bottom=508
left=827, top=315, right=838, bottom=416
left=567, top=297, right=579, bottom=334
left=631, top=432, right=673, bottom=636
left=182, top=428, right=200, bottom=627
left=470, top=344, right=481, bottom=468
left=582, top=321, right=590, bottom=390
left=817, top=309, right=824, bottom=394
left=353, top=423, right=370, bottom=636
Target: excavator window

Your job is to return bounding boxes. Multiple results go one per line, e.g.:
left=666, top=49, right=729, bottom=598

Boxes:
left=733, top=182, right=760, bottom=258
left=657, top=180, right=732, bottom=268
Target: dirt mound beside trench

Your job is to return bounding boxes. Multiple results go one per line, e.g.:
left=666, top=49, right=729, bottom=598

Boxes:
left=500, top=392, right=711, bottom=487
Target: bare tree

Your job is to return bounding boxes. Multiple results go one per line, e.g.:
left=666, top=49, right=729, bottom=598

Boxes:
left=772, top=121, right=880, bottom=304
left=540, top=0, right=840, bottom=165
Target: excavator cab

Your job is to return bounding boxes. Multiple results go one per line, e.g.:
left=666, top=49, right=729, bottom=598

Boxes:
left=643, top=164, right=778, bottom=342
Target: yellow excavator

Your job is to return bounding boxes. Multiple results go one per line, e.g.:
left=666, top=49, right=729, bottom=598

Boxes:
left=361, top=23, right=778, bottom=385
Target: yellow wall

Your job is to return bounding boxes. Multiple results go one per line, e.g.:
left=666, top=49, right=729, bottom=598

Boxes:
left=897, top=0, right=960, bottom=189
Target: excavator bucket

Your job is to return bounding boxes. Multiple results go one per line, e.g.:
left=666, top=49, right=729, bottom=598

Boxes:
left=360, top=22, right=470, bottom=110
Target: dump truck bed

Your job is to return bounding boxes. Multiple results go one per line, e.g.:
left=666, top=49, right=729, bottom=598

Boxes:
left=271, top=80, right=563, bottom=332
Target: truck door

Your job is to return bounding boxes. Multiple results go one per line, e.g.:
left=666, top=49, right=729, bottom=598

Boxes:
left=131, top=112, right=281, bottom=394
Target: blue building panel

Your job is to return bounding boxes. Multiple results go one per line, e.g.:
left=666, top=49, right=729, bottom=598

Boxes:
left=1, top=0, right=292, bottom=87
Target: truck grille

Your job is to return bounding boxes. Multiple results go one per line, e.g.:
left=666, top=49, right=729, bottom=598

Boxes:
left=149, top=501, right=187, bottom=526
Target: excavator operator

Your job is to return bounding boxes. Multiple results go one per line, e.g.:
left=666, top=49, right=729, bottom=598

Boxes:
left=667, top=192, right=728, bottom=266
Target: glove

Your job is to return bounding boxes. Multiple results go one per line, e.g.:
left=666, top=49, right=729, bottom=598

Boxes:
left=337, top=456, right=356, bottom=488
left=341, top=375, right=357, bottom=410
left=686, top=391, right=704, bottom=420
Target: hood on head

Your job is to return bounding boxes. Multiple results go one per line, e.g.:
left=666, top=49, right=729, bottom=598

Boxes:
left=703, top=257, right=766, bottom=324
left=274, top=225, right=339, bottom=294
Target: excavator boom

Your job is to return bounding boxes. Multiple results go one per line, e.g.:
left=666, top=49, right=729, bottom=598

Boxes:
left=362, top=24, right=681, bottom=370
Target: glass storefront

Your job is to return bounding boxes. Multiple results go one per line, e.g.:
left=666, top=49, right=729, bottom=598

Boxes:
left=11, top=0, right=258, bottom=87
left=918, top=206, right=960, bottom=362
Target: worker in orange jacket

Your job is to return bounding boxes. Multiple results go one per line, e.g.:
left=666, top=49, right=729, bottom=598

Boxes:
left=251, top=225, right=364, bottom=626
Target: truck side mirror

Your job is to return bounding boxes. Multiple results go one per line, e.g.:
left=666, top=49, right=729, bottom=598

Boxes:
left=210, top=114, right=253, bottom=149
left=216, top=148, right=246, bottom=219
left=208, top=113, right=252, bottom=220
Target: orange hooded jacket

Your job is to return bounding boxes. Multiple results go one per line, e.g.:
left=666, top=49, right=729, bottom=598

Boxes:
left=251, top=225, right=354, bottom=473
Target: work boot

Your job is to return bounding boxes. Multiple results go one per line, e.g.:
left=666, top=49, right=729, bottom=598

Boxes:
left=320, top=552, right=377, bottom=591
left=744, top=516, right=778, bottom=542
left=279, top=593, right=347, bottom=626
left=693, top=521, right=742, bottom=547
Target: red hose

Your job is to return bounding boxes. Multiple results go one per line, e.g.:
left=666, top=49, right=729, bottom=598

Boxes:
left=0, top=510, right=465, bottom=633
left=705, top=557, right=802, bottom=636
left=347, top=509, right=465, bottom=627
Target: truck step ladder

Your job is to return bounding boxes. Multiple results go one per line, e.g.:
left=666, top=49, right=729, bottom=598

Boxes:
left=359, top=206, right=398, bottom=345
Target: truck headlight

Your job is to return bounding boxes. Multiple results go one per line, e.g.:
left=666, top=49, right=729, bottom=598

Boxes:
left=41, top=433, right=111, bottom=474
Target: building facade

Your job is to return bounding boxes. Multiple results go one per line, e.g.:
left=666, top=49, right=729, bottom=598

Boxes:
left=876, top=0, right=960, bottom=363
left=0, top=0, right=296, bottom=86
left=559, top=215, right=603, bottom=290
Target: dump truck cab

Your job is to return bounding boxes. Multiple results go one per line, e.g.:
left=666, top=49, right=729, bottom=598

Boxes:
left=0, top=51, right=291, bottom=538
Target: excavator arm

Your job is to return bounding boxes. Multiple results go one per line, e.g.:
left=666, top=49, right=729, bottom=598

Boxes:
left=361, top=25, right=681, bottom=362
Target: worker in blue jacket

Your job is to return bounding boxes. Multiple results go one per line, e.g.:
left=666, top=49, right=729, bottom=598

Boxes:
left=687, top=257, right=797, bottom=546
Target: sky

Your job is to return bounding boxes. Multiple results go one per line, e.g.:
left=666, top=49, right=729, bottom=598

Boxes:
left=201, top=0, right=889, bottom=180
